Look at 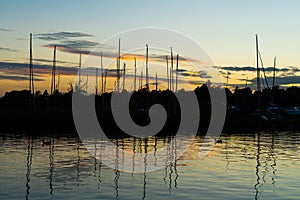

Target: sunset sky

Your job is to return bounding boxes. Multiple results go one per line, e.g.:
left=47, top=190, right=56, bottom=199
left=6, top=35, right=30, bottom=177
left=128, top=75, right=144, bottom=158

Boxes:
left=1, top=0, right=300, bottom=96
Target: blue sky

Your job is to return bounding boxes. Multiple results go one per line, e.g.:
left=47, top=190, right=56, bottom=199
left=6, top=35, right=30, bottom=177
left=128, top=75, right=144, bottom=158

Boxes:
left=1, top=0, right=300, bottom=94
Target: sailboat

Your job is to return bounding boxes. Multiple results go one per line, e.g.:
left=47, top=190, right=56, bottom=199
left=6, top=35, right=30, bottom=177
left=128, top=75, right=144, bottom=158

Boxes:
left=254, top=34, right=281, bottom=120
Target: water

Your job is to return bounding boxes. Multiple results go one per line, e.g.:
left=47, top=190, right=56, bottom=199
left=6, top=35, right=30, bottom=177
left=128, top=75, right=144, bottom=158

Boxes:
left=0, top=132, right=300, bottom=200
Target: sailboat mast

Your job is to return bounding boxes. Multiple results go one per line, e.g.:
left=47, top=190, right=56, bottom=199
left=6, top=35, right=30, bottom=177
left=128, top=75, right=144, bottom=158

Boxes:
left=256, top=34, right=260, bottom=92
left=95, top=67, right=98, bottom=96
left=156, top=73, right=158, bottom=91
left=272, top=57, right=276, bottom=89
left=176, top=54, right=179, bottom=92
left=51, top=45, right=56, bottom=95
left=29, top=33, right=34, bottom=95
left=170, top=47, right=174, bottom=91
left=272, top=56, right=277, bottom=105
left=78, top=54, right=82, bottom=89
left=117, top=39, right=121, bottom=92
left=145, top=44, right=149, bottom=90
left=134, top=57, right=137, bottom=91
left=123, top=63, right=126, bottom=91
left=166, top=55, right=169, bottom=90
left=100, top=52, right=103, bottom=94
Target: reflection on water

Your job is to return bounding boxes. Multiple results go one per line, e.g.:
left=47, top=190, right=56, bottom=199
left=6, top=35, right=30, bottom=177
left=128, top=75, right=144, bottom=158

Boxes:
left=1, top=132, right=300, bottom=199
left=25, top=136, right=33, bottom=200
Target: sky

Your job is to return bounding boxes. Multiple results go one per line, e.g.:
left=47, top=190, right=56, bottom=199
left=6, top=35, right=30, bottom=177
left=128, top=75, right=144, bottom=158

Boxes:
left=1, top=0, right=300, bottom=96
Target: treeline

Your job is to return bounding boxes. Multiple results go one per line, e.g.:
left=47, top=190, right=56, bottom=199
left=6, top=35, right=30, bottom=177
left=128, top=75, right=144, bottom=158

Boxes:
left=227, top=86, right=300, bottom=110
left=1, top=84, right=300, bottom=135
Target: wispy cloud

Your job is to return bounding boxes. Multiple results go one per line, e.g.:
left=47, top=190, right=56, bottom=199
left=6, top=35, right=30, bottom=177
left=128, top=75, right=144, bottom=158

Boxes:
left=0, top=61, right=78, bottom=78
left=178, top=69, right=212, bottom=79
left=35, top=31, right=93, bottom=41
left=0, top=74, right=44, bottom=81
left=218, top=66, right=294, bottom=72
left=37, top=31, right=206, bottom=66
left=31, top=58, right=77, bottom=65
left=0, top=47, right=18, bottom=52
left=0, top=28, right=12, bottom=32
left=36, top=31, right=105, bottom=57
left=248, top=75, right=300, bottom=86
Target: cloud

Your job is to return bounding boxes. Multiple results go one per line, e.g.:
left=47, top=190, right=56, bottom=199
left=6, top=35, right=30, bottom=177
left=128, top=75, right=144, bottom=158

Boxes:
left=0, top=28, right=12, bottom=32
left=32, top=58, right=77, bottom=65
left=0, top=47, right=18, bottom=52
left=41, top=39, right=119, bottom=59
left=177, top=69, right=187, bottom=72
left=178, top=70, right=212, bottom=79
left=0, top=74, right=44, bottom=81
left=287, top=66, right=300, bottom=73
left=218, top=66, right=292, bottom=72
left=39, top=34, right=205, bottom=65
left=247, top=75, right=300, bottom=86
left=44, top=40, right=100, bottom=50
left=35, top=31, right=93, bottom=41
left=0, top=61, right=79, bottom=77
left=0, top=61, right=123, bottom=79
left=199, top=71, right=212, bottom=79
left=189, top=80, right=206, bottom=85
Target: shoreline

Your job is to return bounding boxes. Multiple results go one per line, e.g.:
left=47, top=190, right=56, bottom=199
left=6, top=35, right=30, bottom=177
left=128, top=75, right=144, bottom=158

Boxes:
left=1, top=109, right=300, bottom=137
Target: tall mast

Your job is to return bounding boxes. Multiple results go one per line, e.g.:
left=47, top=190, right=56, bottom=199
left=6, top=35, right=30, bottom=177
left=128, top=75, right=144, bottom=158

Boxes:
left=123, top=63, right=126, bottom=91
left=256, top=34, right=261, bottom=109
left=51, top=45, right=56, bottom=95
left=95, top=67, right=98, bottom=96
left=29, top=33, right=34, bottom=95
left=256, top=34, right=260, bottom=92
left=156, top=73, right=158, bottom=91
left=272, top=56, right=277, bottom=105
left=101, top=52, right=103, bottom=94
left=166, top=55, right=169, bottom=90
left=78, top=54, right=82, bottom=89
left=134, top=57, right=137, bottom=91
left=117, top=38, right=121, bottom=92
left=170, top=47, right=174, bottom=91
left=272, top=57, right=276, bottom=89
left=176, top=54, right=179, bottom=92
left=101, top=71, right=104, bottom=94
left=145, top=44, right=149, bottom=90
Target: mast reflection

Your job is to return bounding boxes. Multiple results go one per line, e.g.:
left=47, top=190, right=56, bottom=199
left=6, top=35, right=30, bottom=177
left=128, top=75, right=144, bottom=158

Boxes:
left=254, top=132, right=277, bottom=200
left=25, top=136, right=33, bottom=200
left=48, top=137, right=54, bottom=198
left=254, top=133, right=261, bottom=200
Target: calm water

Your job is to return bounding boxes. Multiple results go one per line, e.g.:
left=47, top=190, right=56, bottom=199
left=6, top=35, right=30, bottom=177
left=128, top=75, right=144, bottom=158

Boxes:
left=1, top=132, right=300, bottom=200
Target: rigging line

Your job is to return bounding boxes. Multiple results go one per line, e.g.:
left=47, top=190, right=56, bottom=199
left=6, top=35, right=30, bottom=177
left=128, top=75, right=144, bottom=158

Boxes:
left=261, top=75, right=266, bottom=89
left=258, top=49, right=269, bottom=89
